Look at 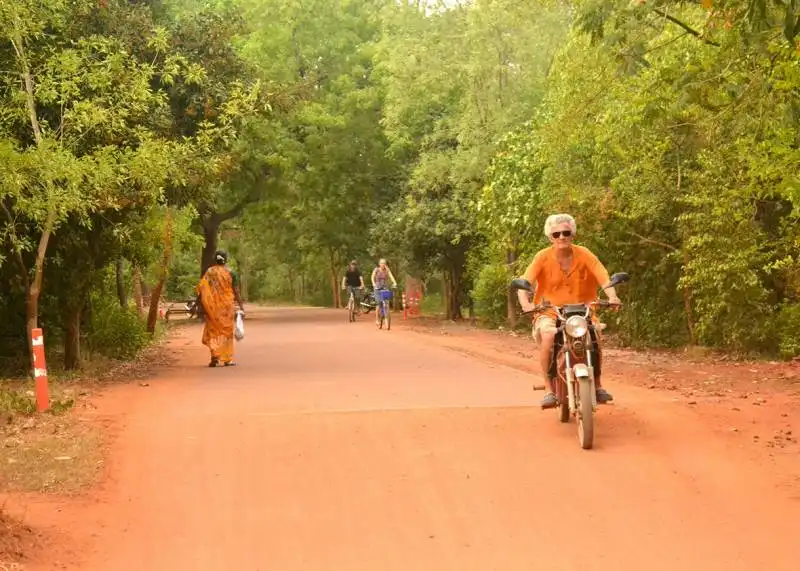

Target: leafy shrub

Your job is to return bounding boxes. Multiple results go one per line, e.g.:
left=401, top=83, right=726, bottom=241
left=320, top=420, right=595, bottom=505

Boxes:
left=776, top=303, right=800, bottom=359
left=420, top=292, right=444, bottom=316
left=86, top=293, right=150, bottom=360
left=0, top=389, right=36, bottom=415
left=472, top=263, right=510, bottom=328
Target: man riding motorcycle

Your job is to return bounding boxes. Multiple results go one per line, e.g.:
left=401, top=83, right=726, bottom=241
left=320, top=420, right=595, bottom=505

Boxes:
left=516, top=214, right=621, bottom=409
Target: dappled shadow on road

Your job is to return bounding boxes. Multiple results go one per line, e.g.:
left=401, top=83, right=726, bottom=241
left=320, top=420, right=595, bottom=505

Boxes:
left=243, top=306, right=352, bottom=325
left=164, top=305, right=350, bottom=325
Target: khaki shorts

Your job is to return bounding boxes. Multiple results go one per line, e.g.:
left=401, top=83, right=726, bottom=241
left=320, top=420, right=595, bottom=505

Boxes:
left=533, top=315, right=607, bottom=344
left=532, top=316, right=557, bottom=344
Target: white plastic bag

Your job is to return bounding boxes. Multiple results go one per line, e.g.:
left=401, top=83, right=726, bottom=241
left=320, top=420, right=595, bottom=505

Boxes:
left=234, top=310, right=245, bottom=341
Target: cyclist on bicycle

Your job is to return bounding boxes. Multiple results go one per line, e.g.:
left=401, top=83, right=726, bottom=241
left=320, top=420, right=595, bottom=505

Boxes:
left=371, top=258, right=398, bottom=324
left=341, top=260, right=365, bottom=308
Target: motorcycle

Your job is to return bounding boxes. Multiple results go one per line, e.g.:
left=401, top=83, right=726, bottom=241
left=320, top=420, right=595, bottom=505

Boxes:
left=185, top=298, right=202, bottom=319
left=510, top=272, right=629, bottom=450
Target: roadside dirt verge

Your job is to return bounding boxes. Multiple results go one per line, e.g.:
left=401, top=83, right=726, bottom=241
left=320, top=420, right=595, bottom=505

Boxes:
left=0, top=327, right=180, bottom=566
left=0, top=508, right=42, bottom=570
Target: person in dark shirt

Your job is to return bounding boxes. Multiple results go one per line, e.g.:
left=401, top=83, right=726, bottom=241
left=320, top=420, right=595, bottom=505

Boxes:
left=341, top=260, right=366, bottom=309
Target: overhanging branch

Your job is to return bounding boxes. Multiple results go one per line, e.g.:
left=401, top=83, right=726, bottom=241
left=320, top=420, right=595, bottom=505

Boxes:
left=653, top=9, right=720, bottom=47
left=1, top=200, right=30, bottom=280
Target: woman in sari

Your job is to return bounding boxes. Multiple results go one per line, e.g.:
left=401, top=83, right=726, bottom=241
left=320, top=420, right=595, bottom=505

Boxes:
left=196, top=250, right=245, bottom=367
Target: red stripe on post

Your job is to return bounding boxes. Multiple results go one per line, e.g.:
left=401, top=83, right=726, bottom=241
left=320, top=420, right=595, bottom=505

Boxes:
left=31, top=328, right=50, bottom=413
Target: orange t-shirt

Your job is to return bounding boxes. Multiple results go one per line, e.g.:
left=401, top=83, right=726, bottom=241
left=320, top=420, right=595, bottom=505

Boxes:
left=523, top=245, right=610, bottom=307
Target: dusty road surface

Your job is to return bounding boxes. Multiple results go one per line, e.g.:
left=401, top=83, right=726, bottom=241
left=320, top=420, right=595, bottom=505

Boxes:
left=7, top=306, right=800, bottom=570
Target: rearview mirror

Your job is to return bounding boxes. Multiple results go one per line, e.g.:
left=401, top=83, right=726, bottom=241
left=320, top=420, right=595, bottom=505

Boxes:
left=604, top=272, right=630, bottom=289
left=510, top=278, right=534, bottom=292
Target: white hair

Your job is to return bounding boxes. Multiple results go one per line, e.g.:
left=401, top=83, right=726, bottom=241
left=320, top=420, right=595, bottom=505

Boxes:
left=544, top=214, right=577, bottom=237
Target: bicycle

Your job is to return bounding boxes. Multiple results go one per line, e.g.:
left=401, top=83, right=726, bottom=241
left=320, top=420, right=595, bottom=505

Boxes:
left=374, top=287, right=394, bottom=330
left=344, top=287, right=363, bottom=323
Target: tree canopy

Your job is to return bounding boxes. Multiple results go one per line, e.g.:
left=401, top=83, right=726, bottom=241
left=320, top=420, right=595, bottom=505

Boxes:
left=2, top=0, right=800, bottom=373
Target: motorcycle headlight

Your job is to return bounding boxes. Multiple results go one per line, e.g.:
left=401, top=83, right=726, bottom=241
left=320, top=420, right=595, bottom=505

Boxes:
left=565, top=315, right=588, bottom=338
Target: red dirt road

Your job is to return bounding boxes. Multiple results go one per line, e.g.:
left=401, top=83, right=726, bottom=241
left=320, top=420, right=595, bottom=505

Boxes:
left=6, top=306, right=800, bottom=570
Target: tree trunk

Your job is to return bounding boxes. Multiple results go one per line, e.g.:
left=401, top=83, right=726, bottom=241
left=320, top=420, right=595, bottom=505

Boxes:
left=506, top=249, right=518, bottom=328
left=442, top=270, right=451, bottom=319
left=286, top=267, right=294, bottom=300
left=148, top=210, right=174, bottom=333
left=240, top=257, right=248, bottom=301
left=25, top=209, right=56, bottom=374
left=132, top=266, right=144, bottom=313
left=446, top=265, right=463, bottom=321
left=681, top=251, right=698, bottom=345
left=147, top=279, right=166, bottom=334
left=140, top=272, right=151, bottom=302
left=25, top=289, right=38, bottom=374
left=12, top=23, right=56, bottom=375
left=328, top=248, right=341, bottom=308
left=116, top=257, right=127, bottom=308
left=63, top=303, right=84, bottom=370
left=201, top=217, right=221, bottom=277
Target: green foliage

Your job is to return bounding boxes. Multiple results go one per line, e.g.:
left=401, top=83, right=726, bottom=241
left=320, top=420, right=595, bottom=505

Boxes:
left=85, top=291, right=150, bottom=361
left=775, top=303, right=800, bottom=359
left=475, top=1, right=800, bottom=355
left=2, top=0, right=800, bottom=364
left=0, top=389, right=36, bottom=415
left=421, top=292, right=445, bottom=316
left=472, top=263, right=510, bottom=328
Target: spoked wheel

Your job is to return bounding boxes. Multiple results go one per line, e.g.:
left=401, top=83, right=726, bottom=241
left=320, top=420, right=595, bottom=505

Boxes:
left=577, top=379, right=594, bottom=450
left=348, top=297, right=356, bottom=322
left=377, top=303, right=385, bottom=329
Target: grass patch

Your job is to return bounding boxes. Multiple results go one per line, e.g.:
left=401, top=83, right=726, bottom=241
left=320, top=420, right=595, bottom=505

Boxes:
left=0, top=413, right=102, bottom=494
left=1, top=383, right=97, bottom=494
left=0, top=389, right=35, bottom=417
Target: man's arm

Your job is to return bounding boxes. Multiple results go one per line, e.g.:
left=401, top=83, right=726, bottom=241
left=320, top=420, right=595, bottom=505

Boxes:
left=587, top=251, right=620, bottom=304
left=517, top=257, right=540, bottom=311
left=359, top=274, right=366, bottom=288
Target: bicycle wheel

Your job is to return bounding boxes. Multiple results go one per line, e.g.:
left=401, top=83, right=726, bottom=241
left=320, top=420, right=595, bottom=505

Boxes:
left=348, top=294, right=356, bottom=322
left=377, top=302, right=385, bottom=329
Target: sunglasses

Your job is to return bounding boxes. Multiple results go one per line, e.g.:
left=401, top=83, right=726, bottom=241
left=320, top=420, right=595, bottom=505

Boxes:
left=551, top=230, right=573, bottom=239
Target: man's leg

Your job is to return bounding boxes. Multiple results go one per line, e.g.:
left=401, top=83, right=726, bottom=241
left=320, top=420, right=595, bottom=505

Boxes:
left=535, top=317, right=559, bottom=409
left=590, top=328, right=613, bottom=403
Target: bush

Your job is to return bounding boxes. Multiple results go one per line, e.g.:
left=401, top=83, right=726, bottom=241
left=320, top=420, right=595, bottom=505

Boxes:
left=472, top=263, right=510, bottom=328
left=421, top=292, right=444, bottom=316
left=0, top=389, right=36, bottom=415
left=86, top=293, right=150, bottom=360
left=776, top=303, right=800, bottom=360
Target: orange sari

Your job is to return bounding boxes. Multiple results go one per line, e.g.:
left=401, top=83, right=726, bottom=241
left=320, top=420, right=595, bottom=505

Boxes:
left=197, top=265, right=235, bottom=363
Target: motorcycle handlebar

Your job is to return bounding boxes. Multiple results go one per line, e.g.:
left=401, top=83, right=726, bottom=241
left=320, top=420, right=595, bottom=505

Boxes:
left=520, top=299, right=622, bottom=316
